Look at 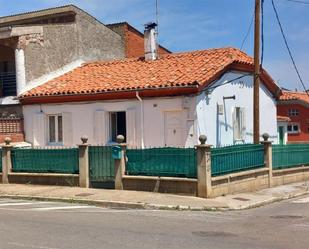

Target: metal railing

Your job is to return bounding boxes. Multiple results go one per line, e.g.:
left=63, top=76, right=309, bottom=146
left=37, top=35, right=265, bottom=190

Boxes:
left=89, top=146, right=115, bottom=182
left=0, top=72, right=17, bottom=96
left=211, top=144, right=265, bottom=176
left=126, top=147, right=197, bottom=178
left=272, top=144, right=309, bottom=169
left=11, top=147, right=79, bottom=173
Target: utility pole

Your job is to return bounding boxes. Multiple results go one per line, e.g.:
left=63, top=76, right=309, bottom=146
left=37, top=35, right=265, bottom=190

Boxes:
left=253, top=0, right=261, bottom=144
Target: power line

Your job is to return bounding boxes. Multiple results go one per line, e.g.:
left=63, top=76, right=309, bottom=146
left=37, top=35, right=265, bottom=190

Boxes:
left=240, top=10, right=254, bottom=50
left=207, top=73, right=252, bottom=91
left=261, top=0, right=265, bottom=67
left=282, top=0, right=309, bottom=4
left=271, top=0, right=309, bottom=95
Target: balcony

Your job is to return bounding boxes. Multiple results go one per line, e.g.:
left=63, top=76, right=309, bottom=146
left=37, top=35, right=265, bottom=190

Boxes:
left=0, top=71, right=17, bottom=97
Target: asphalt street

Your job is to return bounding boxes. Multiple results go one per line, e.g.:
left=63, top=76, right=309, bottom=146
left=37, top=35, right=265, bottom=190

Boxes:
left=0, top=195, right=308, bottom=249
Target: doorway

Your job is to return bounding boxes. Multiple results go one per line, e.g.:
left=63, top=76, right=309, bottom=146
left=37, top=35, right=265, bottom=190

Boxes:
left=164, top=111, right=184, bottom=147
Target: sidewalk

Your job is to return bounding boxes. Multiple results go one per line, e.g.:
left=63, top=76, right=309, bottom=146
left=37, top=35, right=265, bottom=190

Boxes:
left=0, top=181, right=308, bottom=211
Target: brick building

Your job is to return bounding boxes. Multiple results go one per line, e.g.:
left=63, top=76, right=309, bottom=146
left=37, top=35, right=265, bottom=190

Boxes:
left=277, top=91, right=309, bottom=143
left=107, top=22, right=170, bottom=58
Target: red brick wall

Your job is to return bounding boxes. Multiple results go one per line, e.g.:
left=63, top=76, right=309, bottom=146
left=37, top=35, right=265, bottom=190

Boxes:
left=125, top=24, right=170, bottom=58
left=0, top=133, right=24, bottom=143
left=277, top=103, right=309, bottom=142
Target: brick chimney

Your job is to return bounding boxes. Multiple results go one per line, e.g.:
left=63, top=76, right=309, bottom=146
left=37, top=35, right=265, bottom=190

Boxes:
left=144, top=22, right=158, bottom=61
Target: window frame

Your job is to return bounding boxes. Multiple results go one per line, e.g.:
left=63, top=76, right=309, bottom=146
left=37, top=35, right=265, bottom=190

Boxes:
left=287, top=123, right=300, bottom=134
left=233, top=107, right=246, bottom=142
left=47, top=114, right=63, bottom=145
left=288, top=109, right=299, bottom=117
left=109, top=111, right=126, bottom=143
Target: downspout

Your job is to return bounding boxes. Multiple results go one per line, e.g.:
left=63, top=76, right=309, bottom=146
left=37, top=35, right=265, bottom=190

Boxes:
left=136, top=91, right=145, bottom=148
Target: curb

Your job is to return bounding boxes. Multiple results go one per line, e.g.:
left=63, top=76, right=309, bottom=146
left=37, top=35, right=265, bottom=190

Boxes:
left=226, top=190, right=309, bottom=211
left=0, top=190, right=308, bottom=212
left=0, top=194, right=222, bottom=211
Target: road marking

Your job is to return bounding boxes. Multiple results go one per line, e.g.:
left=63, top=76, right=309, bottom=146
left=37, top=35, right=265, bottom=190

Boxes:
left=31, top=205, right=95, bottom=211
left=0, top=202, right=44, bottom=207
left=7, top=242, right=60, bottom=249
left=294, top=224, right=309, bottom=227
left=292, top=197, right=309, bottom=203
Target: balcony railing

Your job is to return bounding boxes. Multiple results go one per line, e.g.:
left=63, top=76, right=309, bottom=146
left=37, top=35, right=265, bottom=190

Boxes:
left=0, top=72, right=17, bottom=96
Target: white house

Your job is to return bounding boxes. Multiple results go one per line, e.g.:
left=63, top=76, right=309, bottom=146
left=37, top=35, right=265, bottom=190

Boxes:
left=20, top=45, right=281, bottom=148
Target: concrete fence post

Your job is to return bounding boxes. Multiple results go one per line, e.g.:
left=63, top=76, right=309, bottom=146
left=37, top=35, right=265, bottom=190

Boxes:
left=2, top=137, right=13, bottom=184
left=261, top=133, right=273, bottom=188
left=78, top=135, right=90, bottom=188
left=196, top=135, right=212, bottom=198
left=114, top=135, right=127, bottom=190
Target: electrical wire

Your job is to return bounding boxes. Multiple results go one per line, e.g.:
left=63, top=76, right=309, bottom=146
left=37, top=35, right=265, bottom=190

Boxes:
left=240, top=10, right=254, bottom=50
left=271, top=0, right=309, bottom=95
left=282, top=0, right=309, bottom=4
left=261, top=0, right=265, bottom=67
left=206, top=73, right=252, bottom=92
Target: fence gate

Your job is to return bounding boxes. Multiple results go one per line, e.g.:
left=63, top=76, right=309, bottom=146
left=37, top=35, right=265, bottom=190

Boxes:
left=89, top=146, right=115, bottom=188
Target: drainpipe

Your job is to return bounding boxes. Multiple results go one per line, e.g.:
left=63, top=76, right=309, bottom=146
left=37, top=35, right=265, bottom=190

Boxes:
left=136, top=91, right=145, bottom=148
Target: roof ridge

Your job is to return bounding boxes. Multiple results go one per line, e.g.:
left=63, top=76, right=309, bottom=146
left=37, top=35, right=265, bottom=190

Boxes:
left=82, top=47, right=252, bottom=67
left=0, top=5, right=77, bottom=20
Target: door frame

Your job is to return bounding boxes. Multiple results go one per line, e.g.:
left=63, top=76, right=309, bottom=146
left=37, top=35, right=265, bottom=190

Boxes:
left=163, top=110, right=185, bottom=147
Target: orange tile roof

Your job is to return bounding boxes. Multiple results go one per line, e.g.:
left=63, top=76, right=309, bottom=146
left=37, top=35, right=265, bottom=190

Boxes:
left=279, top=91, right=309, bottom=104
left=21, top=47, right=277, bottom=100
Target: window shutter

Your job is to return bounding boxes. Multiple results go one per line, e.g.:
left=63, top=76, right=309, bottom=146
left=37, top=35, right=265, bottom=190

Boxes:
left=62, top=112, right=73, bottom=146
left=232, top=108, right=237, bottom=142
left=94, top=110, right=108, bottom=145
left=32, top=112, right=45, bottom=146
left=240, top=108, right=246, bottom=141
left=126, top=108, right=136, bottom=147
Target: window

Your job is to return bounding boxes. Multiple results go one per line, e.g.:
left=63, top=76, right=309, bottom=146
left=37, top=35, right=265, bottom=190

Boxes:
left=233, top=107, right=246, bottom=141
left=110, top=112, right=126, bottom=142
left=288, top=109, right=299, bottom=116
left=287, top=123, right=300, bottom=134
left=48, top=115, right=63, bottom=144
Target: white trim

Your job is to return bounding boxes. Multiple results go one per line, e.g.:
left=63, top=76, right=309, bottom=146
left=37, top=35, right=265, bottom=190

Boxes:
left=47, top=114, right=63, bottom=146
left=287, top=123, right=301, bottom=134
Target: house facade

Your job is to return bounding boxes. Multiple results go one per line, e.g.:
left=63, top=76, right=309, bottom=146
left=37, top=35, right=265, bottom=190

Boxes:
left=277, top=91, right=309, bottom=143
left=20, top=47, right=280, bottom=148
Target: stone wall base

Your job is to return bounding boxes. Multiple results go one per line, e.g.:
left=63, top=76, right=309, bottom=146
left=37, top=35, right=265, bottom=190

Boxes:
left=7, top=173, right=79, bottom=186
left=123, top=176, right=197, bottom=196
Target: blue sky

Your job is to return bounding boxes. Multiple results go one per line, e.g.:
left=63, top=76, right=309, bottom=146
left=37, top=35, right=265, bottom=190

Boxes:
left=0, top=0, right=308, bottom=90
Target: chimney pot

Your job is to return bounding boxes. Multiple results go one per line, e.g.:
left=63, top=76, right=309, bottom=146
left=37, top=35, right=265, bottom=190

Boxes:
left=144, top=22, right=158, bottom=61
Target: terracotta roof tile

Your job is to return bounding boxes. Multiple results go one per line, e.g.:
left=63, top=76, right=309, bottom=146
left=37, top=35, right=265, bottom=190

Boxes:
left=279, top=91, right=309, bottom=104
left=22, top=47, right=256, bottom=98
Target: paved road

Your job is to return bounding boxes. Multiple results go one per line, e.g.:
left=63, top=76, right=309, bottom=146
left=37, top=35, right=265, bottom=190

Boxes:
left=0, top=195, right=308, bottom=249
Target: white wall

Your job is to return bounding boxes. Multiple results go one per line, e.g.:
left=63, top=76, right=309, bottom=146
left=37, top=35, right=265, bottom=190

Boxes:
left=196, top=71, right=278, bottom=147
left=23, top=96, right=197, bottom=148
left=23, top=71, right=278, bottom=148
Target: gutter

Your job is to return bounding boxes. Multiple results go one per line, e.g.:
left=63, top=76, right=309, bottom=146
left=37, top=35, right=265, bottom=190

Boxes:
left=19, top=85, right=199, bottom=104
left=136, top=91, right=145, bottom=148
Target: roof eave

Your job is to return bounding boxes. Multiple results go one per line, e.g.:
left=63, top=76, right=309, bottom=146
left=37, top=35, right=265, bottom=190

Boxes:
left=20, top=86, right=198, bottom=105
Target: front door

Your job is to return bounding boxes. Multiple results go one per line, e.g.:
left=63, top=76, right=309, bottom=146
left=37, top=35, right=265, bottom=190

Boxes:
left=278, top=126, right=284, bottom=145
left=164, top=111, right=184, bottom=147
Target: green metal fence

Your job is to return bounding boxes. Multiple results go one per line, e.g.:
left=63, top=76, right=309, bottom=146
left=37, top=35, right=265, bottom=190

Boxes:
left=89, top=146, right=115, bottom=182
left=211, top=144, right=265, bottom=176
left=272, top=144, right=309, bottom=169
left=126, top=147, right=197, bottom=178
left=11, top=148, right=79, bottom=173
